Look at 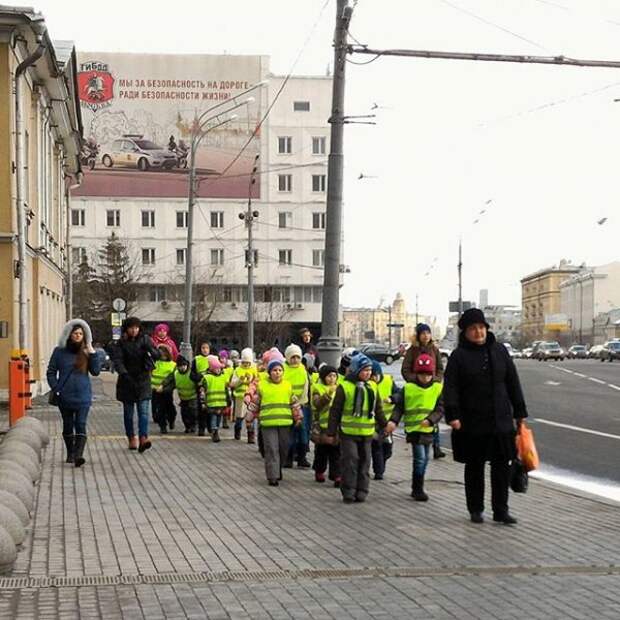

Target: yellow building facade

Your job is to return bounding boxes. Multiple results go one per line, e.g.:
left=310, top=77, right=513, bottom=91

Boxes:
left=0, top=8, right=82, bottom=397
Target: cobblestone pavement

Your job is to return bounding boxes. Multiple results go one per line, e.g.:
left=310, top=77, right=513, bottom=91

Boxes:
left=1, top=374, right=619, bottom=619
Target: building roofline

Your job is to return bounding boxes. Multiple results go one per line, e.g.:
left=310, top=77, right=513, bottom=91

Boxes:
left=521, top=265, right=582, bottom=283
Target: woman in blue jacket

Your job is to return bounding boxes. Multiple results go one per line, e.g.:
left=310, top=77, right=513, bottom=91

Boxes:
left=47, top=319, right=103, bottom=467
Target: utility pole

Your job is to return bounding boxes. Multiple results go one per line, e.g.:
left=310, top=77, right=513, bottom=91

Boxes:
left=317, top=0, right=352, bottom=367
left=240, top=155, right=260, bottom=353
left=458, top=237, right=463, bottom=316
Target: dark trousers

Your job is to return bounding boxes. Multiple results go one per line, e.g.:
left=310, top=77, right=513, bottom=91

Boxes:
left=263, top=426, right=291, bottom=482
left=180, top=399, right=197, bottom=431
left=464, top=459, right=511, bottom=516
left=371, top=439, right=393, bottom=476
left=152, top=391, right=176, bottom=429
left=59, top=406, right=90, bottom=436
left=340, top=435, right=372, bottom=501
left=313, top=443, right=341, bottom=479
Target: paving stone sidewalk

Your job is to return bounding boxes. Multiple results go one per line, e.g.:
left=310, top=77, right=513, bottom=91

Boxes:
left=0, top=374, right=619, bottom=619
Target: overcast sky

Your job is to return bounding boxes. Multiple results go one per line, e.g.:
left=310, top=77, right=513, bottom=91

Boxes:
left=28, top=0, right=620, bottom=324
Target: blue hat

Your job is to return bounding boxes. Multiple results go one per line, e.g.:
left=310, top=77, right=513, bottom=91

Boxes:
left=416, top=323, right=431, bottom=336
left=371, top=360, right=383, bottom=377
left=267, top=359, right=284, bottom=373
left=348, top=353, right=373, bottom=378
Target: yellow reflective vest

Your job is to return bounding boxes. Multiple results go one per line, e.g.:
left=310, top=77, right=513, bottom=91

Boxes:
left=283, top=363, right=307, bottom=399
left=203, top=372, right=229, bottom=409
left=374, top=375, right=395, bottom=417
left=402, top=382, right=442, bottom=434
left=151, top=360, right=176, bottom=389
left=174, top=369, right=197, bottom=402
left=339, top=379, right=378, bottom=437
left=310, top=382, right=337, bottom=430
left=232, top=365, right=258, bottom=398
left=258, top=379, right=294, bottom=428
left=194, top=355, right=210, bottom=377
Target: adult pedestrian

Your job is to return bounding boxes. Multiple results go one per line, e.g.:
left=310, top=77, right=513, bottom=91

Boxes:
left=298, top=327, right=319, bottom=366
left=443, top=308, right=528, bottom=525
left=110, top=317, right=161, bottom=452
left=46, top=319, right=103, bottom=467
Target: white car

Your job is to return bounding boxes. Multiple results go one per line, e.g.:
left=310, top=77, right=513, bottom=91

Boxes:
left=101, top=135, right=176, bottom=171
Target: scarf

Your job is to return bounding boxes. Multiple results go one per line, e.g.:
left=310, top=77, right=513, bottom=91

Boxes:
left=353, top=381, right=375, bottom=418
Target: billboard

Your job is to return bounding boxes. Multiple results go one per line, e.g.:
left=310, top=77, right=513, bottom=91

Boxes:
left=75, top=53, right=265, bottom=199
left=544, top=313, right=570, bottom=331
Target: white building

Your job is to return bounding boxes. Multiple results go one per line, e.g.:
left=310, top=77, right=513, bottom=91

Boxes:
left=70, top=53, right=334, bottom=349
left=559, top=261, right=620, bottom=345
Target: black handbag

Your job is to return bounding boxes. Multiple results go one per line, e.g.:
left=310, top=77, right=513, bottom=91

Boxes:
left=510, top=458, right=529, bottom=493
left=48, top=368, right=74, bottom=407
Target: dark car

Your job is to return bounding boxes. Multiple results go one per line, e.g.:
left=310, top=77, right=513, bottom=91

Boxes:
left=567, top=345, right=588, bottom=359
left=359, top=343, right=401, bottom=365
left=600, top=341, right=620, bottom=362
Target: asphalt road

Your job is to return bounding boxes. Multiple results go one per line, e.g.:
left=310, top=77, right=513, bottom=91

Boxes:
left=383, top=357, right=620, bottom=486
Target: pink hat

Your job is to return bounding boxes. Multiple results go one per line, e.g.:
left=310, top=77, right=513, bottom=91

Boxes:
left=207, top=355, right=223, bottom=371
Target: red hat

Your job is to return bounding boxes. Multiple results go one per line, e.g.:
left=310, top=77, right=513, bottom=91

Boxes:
left=414, top=354, right=435, bottom=375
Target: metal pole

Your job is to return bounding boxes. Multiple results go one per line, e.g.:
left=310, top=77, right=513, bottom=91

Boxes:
left=415, top=293, right=419, bottom=325
left=244, top=156, right=259, bottom=353
left=579, top=280, right=583, bottom=345
left=458, top=237, right=463, bottom=315
left=317, top=0, right=352, bottom=368
left=179, top=141, right=197, bottom=361
left=65, top=185, right=73, bottom=320
left=388, top=306, right=392, bottom=350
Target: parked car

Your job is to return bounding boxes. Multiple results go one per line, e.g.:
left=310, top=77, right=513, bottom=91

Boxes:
left=534, top=341, right=564, bottom=361
left=101, top=135, right=176, bottom=171
left=358, top=343, right=401, bottom=365
left=588, top=344, right=605, bottom=359
left=600, top=341, right=620, bottom=362
left=567, top=345, right=588, bottom=359
left=522, top=347, right=533, bottom=359
left=530, top=341, right=544, bottom=359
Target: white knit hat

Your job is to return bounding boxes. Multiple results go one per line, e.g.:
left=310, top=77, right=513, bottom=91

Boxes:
left=285, top=344, right=302, bottom=362
left=240, top=347, right=254, bottom=363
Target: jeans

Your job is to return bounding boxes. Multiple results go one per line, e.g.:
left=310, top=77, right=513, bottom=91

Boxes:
left=59, top=406, right=90, bottom=435
left=208, top=409, right=223, bottom=431
left=123, top=400, right=150, bottom=438
left=289, top=405, right=311, bottom=454
left=412, top=443, right=431, bottom=477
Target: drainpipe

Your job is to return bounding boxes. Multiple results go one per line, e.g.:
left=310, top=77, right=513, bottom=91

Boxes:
left=15, top=33, right=47, bottom=352
left=65, top=174, right=82, bottom=320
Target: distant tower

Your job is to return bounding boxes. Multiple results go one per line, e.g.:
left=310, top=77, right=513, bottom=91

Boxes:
left=479, top=289, right=489, bottom=309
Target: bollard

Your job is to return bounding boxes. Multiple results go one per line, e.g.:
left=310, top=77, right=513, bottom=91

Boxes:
left=0, top=504, right=26, bottom=545
left=0, top=476, right=34, bottom=511
left=8, top=350, right=27, bottom=426
left=0, top=524, right=17, bottom=575
left=0, top=451, right=40, bottom=482
left=14, top=417, right=50, bottom=447
left=21, top=352, right=33, bottom=410
left=5, top=427, right=43, bottom=452
left=0, top=489, right=29, bottom=526
left=0, top=440, right=41, bottom=464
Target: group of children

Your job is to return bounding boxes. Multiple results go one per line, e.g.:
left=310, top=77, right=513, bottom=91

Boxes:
left=150, top=333, right=445, bottom=504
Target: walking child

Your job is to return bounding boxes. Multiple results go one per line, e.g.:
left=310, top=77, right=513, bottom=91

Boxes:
left=218, top=350, right=234, bottom=428
left=370, top=361, right=397, bottom=480
left=202, top=355, right=231, bottom=442
left=326, top=353, right=386, bottom=503
left=283, top=344, right=310, bottom=468
left=230, top=348, right=258, bottom=442
left=311, top=365, right=341, bottom=486
left=386, top=354, right=443, bottom=501
left=151, top=345, right=177, bottom=434
left=160, top=355, right=199, bottom=433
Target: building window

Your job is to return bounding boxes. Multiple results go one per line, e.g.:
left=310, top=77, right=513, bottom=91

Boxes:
left=304, top=286, right=313, bottom=303
left=71, top=209, right=85, bottom=226
left=278, top=211, right=292, bottom=228
left=149, top=286, right=166, bottom=302
left=312, top=174, right=326, bottom=192
left=313, top=287, right=323, bottom=303
left=245, top=249, right=259, bottom=266
left=176, top=248, right=186, bottom=265
left=278, top=249, right=292, bottom=266
left=312, top=212, right=326, bottom=229
left=142, top=248, right=155, bottom=265
left=141, top=210, right=155, bottom=228
left=210, top=211, right=224, bottom=229
left=293, top=101, right=310, bottom=112
left=211, top=249, right=224, bottom=265
left=312, top=249, right=325, bottom=267
left=278, top=174, right=292, bottom=192
left=312, top=136, right=326, bottom=155
left=176, top=211, right=188, bottom=228
left=72, top=247, right=87, bottom=264
left=278, top=136, right=292, bottom=154
left=106, top=209, right=120, bottom=227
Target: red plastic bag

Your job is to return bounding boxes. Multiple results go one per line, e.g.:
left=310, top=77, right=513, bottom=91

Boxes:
left=516, top=422, right=539, bottom=472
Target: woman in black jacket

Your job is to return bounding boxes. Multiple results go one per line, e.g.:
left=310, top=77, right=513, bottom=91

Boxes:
left=443, top=309, right=528, bottom=525
left=110, top=317, right=160, bottom=452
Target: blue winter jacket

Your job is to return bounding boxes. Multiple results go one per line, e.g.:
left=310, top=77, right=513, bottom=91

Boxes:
left=46, top=347, right=103, bottom=409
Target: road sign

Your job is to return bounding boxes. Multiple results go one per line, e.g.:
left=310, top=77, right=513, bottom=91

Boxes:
left=449, top=301, right=474, bottom=312
left=112, top=298, right=126, bottom=312
left=112, top=326, right=122, bottom=341
left=111, top=312, right=126, bottom=327
left=386, top=323, right=405, bottom=328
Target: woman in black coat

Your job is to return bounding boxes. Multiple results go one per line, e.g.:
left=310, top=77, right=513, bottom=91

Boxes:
left=443, top=308, right=528, bottom=525
left=110, top=317, right=160, bottom=452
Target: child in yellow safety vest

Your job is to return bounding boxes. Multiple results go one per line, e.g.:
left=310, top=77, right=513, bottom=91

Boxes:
left=370, top=361, right=398, bottom=481
left=201, top=355, right=231, bottom=442
left=160, top=355, right=200, bottom=433
left=248, top=358, right=302, bottom=486
left=229, top=348, right=258, bottom=443
left=151, top=345, right=177, bottom=434
left=310, top=365, right=341, bottom=486
left=217, top=349, right=234, bottom=428
left=283, top=344, right=310, bottom=469
left=327, top=353, right=387, bottom=504
left=386, top=354, right=444, bottom=501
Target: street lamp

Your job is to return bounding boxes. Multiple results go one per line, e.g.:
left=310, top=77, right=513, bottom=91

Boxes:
left=179, top=82, right=265, bottom=361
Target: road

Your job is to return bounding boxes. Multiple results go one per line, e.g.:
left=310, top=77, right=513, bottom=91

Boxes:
left=383, top=357, right=620, bottom=492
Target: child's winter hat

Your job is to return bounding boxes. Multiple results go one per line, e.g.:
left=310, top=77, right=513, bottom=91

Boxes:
left=241, top=348, right=254, bottom=363
left=370, top=360, right=383, bottom=377
left=347, top=353, right=372, bottom=378
left=207, top=355, right=223, bottom=371
left=340, top=347, right=358, bottom=369
left=302, top=353, right=316, bottom=370
left=218, top=349, right=229, bottom=359
left=176, top=355, right=189, bottom=368
left=267, top=358, right=284, bottom=373
left=319, top=365, right=338, bottom=382
left=285, top=344, right=302, bottom=362
left=230, top=349, right=240, bottom=361
left=416, top=323, right=431, bottom=336
left=414, top=353, right=435, bottom=375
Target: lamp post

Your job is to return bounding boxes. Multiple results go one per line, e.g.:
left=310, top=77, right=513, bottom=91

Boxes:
left=179, top=82, right=265, bottom=361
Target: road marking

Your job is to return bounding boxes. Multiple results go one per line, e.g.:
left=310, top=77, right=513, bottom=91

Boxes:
left=544, top=381, right=561, bottom=386
left=574, top=373, right=587, bottom=378
left=608, top=384, right=620, bottom=391
left=589, top=377, right=606, bottom=385
left=533, top=418, right=620, bottom=440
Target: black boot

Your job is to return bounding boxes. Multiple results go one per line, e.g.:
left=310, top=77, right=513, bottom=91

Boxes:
left=247, top=429, right=256, bottom=444
left=296, top=445, right=311, bottom=468
left=283, top=447, right=294, bottom=468
left=234, top=425, right=241, bottom=440
left=63, top=434, right=75, bottom=464
left=74, top=434, right=87, bottom=468
left=433, top=445, right=446, bottom=459
left=411, top=475, right=429, bottom=501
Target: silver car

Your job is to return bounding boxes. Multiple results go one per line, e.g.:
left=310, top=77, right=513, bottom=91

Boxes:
left=101, top=135, right=176, bottom=171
